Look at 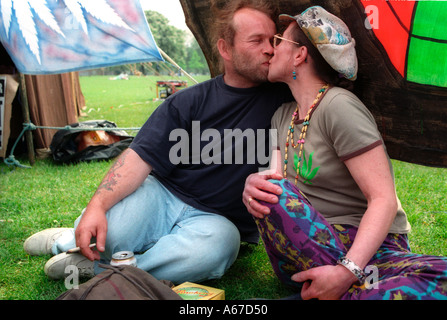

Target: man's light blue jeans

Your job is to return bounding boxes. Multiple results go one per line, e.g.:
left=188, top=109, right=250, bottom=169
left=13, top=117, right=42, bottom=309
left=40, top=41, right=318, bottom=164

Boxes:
left=54, top=175, right=241, bottom=284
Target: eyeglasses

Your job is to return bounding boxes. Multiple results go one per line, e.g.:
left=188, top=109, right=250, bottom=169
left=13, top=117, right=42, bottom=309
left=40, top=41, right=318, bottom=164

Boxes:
left=273, top=34, right=300, bottom=48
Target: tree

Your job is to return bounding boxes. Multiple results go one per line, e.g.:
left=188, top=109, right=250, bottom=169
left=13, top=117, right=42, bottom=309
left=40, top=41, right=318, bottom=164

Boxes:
left=145, top=10, right=209, bottom=75
left=186, top=40, right=209, bottom=74
left=145, top=10, right=187, bottom=69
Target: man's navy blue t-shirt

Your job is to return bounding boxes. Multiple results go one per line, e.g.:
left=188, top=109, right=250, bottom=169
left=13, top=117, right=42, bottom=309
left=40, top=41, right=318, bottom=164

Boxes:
left=130, top=75, right=291, bottom=242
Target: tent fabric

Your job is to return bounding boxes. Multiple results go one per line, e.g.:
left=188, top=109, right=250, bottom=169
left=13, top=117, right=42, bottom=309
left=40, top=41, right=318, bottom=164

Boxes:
left=407, top=2, right=447, bottom=87
left=361, top=0, right=415, bottom=80
left=25, top=72, right=85, bottom=149
left=0, top=0, right=164, bottom=75
left=0, top=74, right=19, bottom=159
left=361, top=0, right=447, bottom=88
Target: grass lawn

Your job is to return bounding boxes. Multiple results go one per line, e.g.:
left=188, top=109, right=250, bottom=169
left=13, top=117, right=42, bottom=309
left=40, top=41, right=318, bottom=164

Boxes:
left=1, top=75, right=446, bottom=300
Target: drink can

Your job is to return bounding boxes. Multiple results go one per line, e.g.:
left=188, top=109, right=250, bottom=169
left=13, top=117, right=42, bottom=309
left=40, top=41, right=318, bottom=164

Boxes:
left=110, top=251, right=137, bottom=267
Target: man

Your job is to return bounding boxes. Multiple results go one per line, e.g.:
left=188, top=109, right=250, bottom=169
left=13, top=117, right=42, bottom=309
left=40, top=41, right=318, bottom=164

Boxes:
left=24, top=0, right=291, bottom=284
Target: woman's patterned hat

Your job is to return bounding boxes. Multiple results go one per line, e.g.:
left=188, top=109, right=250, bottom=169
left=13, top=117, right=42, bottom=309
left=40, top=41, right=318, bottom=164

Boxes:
left=280, top=6, right=358, bottom=81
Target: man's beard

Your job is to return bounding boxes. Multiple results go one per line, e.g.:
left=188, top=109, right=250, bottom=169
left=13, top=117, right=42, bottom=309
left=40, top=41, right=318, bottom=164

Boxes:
left=232, top=50, right=269, bottom=84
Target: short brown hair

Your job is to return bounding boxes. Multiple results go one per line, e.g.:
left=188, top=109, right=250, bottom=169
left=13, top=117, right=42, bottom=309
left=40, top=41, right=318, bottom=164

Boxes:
left=211, top=0, right=278, bottom=71
left=211, top=0, right=277, bottom=45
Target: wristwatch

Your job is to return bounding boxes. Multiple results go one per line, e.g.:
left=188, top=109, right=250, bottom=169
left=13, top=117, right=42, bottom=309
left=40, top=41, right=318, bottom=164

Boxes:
left=337, top=257, right=366, bottom=285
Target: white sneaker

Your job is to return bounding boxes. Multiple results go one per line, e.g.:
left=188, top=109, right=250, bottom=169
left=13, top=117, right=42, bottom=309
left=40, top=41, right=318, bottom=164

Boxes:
left=23, top=228, right=72, bottom=256
left=44, top=252, right=95, bottom=280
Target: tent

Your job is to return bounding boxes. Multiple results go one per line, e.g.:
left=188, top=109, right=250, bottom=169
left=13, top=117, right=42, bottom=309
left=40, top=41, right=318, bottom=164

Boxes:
left=0, top=44, right=86, bottom=162
left=180, top=0, right=447, bottom=168
left=0, top=0, right=164, bottom=165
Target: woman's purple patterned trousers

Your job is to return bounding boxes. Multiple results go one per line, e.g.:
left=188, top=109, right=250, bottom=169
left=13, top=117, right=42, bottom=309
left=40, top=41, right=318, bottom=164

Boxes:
left=255, top=179, right=447, bottom=300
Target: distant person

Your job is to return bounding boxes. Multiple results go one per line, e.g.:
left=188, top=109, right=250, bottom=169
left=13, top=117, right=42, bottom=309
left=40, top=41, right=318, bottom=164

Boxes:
left=243, top=6, right=447, bottom=299
left=24, top=0, right=291, bottom=284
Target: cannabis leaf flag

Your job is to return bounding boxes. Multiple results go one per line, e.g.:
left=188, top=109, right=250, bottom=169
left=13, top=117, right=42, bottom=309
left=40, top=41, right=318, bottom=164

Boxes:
left=0, top=0, right=163, bottom=74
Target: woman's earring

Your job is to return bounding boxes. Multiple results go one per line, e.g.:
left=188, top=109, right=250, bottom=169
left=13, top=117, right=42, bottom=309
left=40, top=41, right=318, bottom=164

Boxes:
left=292, top=69, right=296, bottom=80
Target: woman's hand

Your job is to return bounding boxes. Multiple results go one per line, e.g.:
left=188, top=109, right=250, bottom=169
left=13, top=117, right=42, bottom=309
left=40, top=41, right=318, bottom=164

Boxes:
left=292, top=265, right=358, bottom=300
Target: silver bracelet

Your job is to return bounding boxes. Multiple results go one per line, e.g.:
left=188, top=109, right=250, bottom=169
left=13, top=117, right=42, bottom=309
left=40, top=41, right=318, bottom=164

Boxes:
left=337, top=257, right=366, bottom=284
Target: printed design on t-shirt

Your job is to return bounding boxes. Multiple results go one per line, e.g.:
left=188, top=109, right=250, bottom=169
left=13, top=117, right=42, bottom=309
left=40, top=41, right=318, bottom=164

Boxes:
left=293, top=149, right=320, bottom=184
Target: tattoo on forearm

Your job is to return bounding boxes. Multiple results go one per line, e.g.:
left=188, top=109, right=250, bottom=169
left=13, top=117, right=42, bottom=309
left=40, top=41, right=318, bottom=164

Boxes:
left=95, top=149, right=130, bottom=195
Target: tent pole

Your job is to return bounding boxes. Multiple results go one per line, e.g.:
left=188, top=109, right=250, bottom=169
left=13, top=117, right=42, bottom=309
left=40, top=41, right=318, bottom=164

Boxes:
left=19, top=73, right=35, bottom=166
left=157, top=47, right=198, bottom=84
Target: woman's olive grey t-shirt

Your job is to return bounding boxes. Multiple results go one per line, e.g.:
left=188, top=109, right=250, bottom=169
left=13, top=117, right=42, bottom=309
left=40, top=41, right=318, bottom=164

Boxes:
left=271, top=87, right=410, bottom=234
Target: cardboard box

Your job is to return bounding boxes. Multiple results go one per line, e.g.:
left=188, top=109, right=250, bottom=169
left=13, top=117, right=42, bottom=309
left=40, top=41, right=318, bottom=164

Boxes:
left=173, top=282, right=225, bottom=300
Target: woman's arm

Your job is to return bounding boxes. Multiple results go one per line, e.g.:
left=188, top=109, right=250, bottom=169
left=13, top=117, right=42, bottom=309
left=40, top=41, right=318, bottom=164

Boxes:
left=342, top=143, right=398, bottom=268
left=292, top=144, right=398, bottom=299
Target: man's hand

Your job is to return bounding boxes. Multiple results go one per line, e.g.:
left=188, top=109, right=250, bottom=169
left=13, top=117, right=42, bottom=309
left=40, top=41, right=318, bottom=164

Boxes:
left=242, top=171, right=283, bottom=218
left=74, top=208, right=108, bottom=261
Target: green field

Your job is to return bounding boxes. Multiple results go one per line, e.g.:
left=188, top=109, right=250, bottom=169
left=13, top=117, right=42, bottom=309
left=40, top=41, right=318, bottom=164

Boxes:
left=0, top=75, right=446, bottom=300
left=78, top=74, right=210, bottom=129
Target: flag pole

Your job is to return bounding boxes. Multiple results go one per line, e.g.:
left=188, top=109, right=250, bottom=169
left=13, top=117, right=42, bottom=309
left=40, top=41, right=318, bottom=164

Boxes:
left=157, top=47, right=198, bottom=84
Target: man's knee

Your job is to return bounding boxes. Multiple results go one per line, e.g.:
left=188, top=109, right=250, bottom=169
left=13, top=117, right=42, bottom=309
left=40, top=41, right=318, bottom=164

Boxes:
left=183, top=220, right=240, bottom=281
left=208, top=225, right=240, bottom=269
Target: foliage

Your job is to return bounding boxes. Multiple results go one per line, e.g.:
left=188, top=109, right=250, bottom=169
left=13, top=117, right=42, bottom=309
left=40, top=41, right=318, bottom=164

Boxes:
left=145, top=10, right=187, bottom=68
left=145, top=10, right=209, bottom=75
left=186, top=41, right=209, bottom=74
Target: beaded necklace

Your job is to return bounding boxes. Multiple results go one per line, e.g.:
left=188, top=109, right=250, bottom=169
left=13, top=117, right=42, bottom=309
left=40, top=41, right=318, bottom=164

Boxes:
left=284, top=84, right=329, bottom=185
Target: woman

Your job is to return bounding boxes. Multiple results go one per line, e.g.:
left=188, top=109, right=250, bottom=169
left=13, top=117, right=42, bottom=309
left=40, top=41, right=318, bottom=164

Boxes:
left=244, top=6, right=447, bottom=300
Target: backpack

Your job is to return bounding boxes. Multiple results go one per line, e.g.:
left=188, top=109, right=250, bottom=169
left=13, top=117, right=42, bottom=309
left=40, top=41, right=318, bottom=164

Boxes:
left=56, top=264, right=183, bottom=300
left=50, top=120, right=134, bottom=163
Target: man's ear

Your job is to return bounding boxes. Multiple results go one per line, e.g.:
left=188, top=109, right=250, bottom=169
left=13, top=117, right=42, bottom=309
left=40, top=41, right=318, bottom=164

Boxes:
left=217, top=38, right=231, bottom=61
